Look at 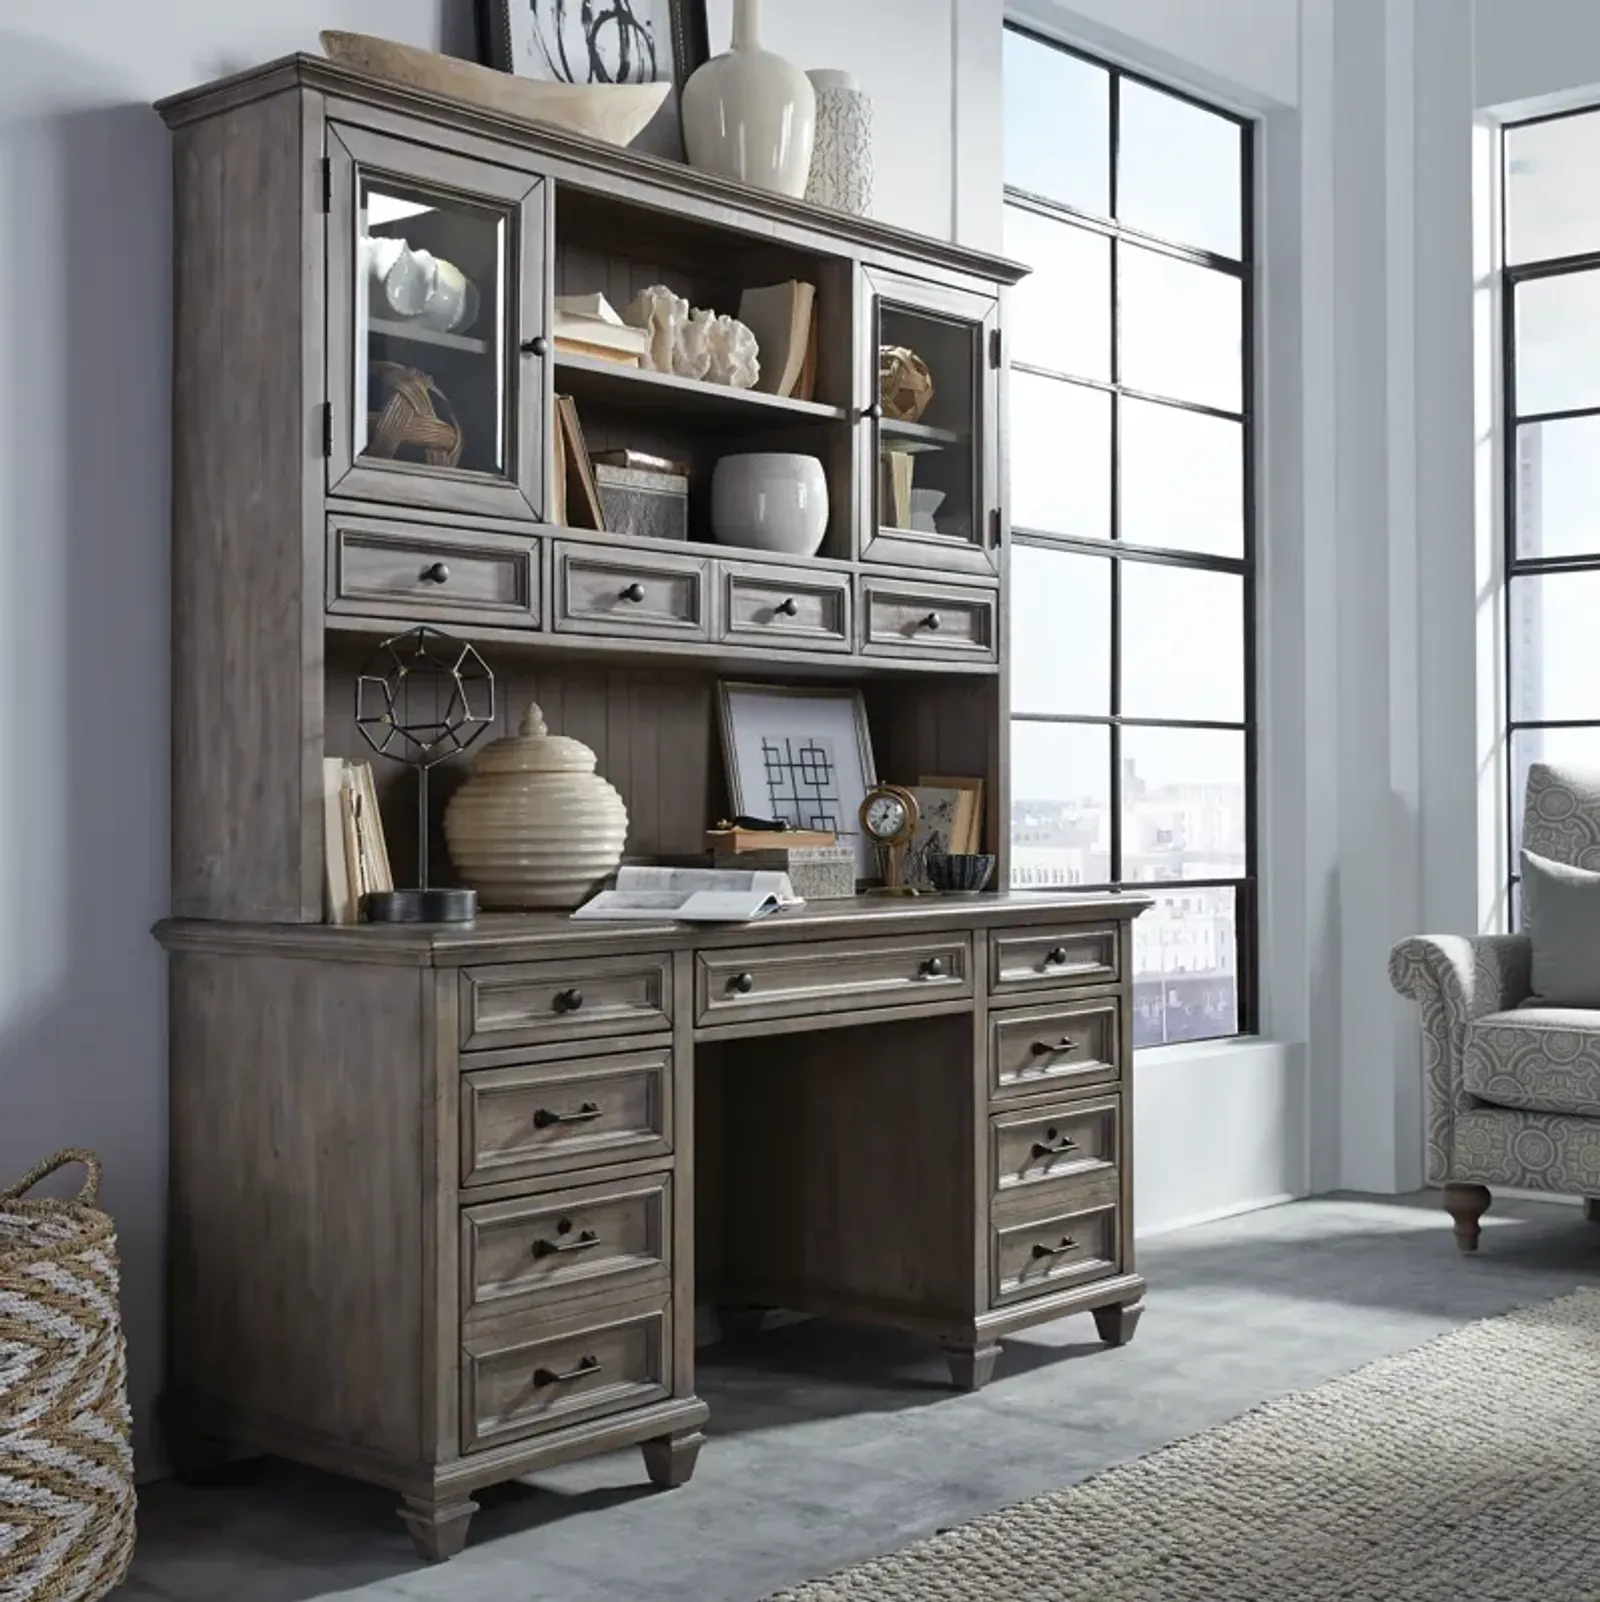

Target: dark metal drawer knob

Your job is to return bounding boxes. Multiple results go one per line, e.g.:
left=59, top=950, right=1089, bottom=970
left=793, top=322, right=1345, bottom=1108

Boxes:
left=532, top=1226, right=600, bottom=1258
left=1046, top=946, right=1070, bottom=966
left=775, top=597, right=800, bottom=618
left=730, top=971, right=756, bottom=995
left=420, top=561, right=450, bottom=585
left=521, top=335, right=550, bottom=357
left=920, top=612, right=942, bottom=632
left=921, top=956, right=947, bottom=979
left=1030, top=1036, right=1081, bottom=1057
left=1030, top=1129, right=1081, bottom=1158
left=620, top=582, right=647, bottom=603
left=862, top=401, right=883, bottom=421
left=1031, top=1236, right=1078, bottom=1260
left=555, top=987, right=584, bottom=1013
left=533, top=1354, right=601, bottom=1387
left=533, top=1100, right=601, bottom=1130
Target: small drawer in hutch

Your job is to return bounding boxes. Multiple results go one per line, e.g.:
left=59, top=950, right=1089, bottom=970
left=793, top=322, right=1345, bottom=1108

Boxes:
left=717, top=560, right=852, bottom=653
left=859, top=577, right=996, bottom=661
left=460, top=1173, right=671, bottom=1322
left=990, top=998, right=1120, bottom=1101
left=553, top=542, right=710, bottom=641
left=991, top=1176, right=1121, bottom=1306
left=990, top=1094, right=1119, bottom=1197
left=695, top=933, right=971, bottom=1027
left=458, top=955, right=672, bottom=1051
left=461, top=1048, right=671, bottom=1185
left=461, top=1296, right=670, bottom=1453
left=989, top=925, right=1120, bottom=996
left=326, top=517, right=540, bottom=627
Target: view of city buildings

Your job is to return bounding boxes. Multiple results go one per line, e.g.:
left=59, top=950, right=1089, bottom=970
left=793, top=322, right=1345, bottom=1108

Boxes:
left=1011, top=758, right=1247, bottom=1046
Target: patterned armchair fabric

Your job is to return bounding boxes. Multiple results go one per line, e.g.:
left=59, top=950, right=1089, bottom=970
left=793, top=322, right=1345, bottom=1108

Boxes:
left=1390, top=762, right=1600, bottom=1198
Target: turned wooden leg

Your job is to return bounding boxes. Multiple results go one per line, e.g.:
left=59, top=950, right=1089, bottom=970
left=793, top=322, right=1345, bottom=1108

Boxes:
left=1444, top=1182, right=1492, bottom=1252
left=944, top=1342, right=1002, bottom=1392
left=642, top=1428, right=705, bottom=1488
left=399, top=1494, right=478, bottom=1562
left=1093, top=1300, right=1144, bottom=1347
left=1584, top=1197, right=1600, bottom=1223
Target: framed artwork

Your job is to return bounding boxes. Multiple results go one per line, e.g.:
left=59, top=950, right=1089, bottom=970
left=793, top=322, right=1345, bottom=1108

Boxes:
left=905, top=784, right=978, bottom=891
left=717, top=683, right=879, bottom=881
left=920, top=775, right=985, bottom=854
left=476, top=0, right=711, bottom=159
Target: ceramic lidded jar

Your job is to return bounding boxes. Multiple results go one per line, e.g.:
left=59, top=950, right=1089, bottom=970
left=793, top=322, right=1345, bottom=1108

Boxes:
left=443, top=702, right=628, bottom=910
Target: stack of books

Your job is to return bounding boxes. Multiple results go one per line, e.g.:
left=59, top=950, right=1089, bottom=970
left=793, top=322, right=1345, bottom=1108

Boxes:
left=323, top=758, right=393, bottom=924
left=552, top=293, right=652, bottom=367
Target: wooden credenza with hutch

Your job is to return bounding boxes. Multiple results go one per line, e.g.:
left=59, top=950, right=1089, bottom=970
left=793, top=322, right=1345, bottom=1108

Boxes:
left=154, top=55, right=1149, bottom=1561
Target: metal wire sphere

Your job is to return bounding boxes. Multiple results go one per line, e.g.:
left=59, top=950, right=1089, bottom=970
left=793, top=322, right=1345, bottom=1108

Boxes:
left=354, top=626, right=495, bottom=771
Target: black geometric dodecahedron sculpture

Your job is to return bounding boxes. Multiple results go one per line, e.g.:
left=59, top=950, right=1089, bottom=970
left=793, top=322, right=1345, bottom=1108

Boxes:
left=354, top=625, right=495, bottom=923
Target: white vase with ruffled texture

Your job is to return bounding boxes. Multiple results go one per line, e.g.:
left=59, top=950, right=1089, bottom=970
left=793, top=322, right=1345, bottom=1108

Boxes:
left=682, top=0, right=816, bottom=198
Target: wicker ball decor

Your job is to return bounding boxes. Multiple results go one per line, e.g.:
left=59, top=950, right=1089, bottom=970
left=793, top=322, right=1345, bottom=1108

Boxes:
left=879, top=345, right=934, bottom=423
left=367, top=362, right=464, bottom=467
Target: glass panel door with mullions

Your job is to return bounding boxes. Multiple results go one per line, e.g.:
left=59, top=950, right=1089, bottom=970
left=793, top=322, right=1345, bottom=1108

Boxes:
left=327, top=124, right=549, bottom=521
left=861, top=269, right=999, bottom=574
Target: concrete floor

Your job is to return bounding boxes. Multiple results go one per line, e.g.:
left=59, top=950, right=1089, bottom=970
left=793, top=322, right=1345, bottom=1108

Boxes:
left=114, top=1192, right=1600, bottom=1602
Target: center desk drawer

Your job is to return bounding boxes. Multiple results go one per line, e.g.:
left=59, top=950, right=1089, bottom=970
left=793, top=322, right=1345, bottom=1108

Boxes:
left=461, top=1049, right=671, bottom=1186
left=989, top=925, right=1119, bottom=995
left=553, top=542, right=710, bottom=641
left=461, top=1173, right=671, bottom=1322
left=695, top=933, right=971, bottom=1027
left=991, top=1094, right=1119, bottom=1198
left=459, top=955, right=672, bottom=1051
left=990, top=997, right=1120, bottom=1101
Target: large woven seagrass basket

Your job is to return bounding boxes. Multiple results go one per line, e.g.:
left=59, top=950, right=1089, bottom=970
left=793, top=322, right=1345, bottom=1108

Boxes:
left=0, top=1151, right=135, bottom=1600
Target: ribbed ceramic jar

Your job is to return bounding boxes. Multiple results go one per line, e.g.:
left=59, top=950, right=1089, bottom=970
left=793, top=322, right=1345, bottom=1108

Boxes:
left=443, top=702, right=628, bottom=910
left=805, top=69, right=873, bottom=216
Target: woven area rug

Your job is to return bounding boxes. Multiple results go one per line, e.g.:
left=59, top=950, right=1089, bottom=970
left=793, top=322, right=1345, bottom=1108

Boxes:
left=772, top=1289, right=1600, bottom=1602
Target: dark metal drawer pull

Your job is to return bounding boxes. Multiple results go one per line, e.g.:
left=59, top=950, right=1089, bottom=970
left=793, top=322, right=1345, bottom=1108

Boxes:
left=533, top=1355, right=602, bottom=1387
left=620, top=582, right=647, bottom=603
left=532, top=1226, right=600, bottom=1258
left=1030, top=1036, right=1081, bottom=1057
left=554, top=987, right=584, bottom=1013
left=1046, top=946, right=1071, bottom=966
left=420, top=560, right=450, bottom=585
left=521, top=334, right=550, bottom=357
left=1030, top=1131, right=1081, bottom=1158
left=729, top=971, right=756, bottom=995
left=533, top=1100, right=601, bottom=1130
left=775, top=597, right=800, bottom=617
left=920, top=612, right=943, bottom=631
left=921, top=956, right=947, bottom=979
left=1031, top=1236, right=1078, bottom=1260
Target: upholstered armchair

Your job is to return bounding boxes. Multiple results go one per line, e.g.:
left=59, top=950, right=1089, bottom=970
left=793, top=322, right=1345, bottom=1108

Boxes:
left=1390, top=762, right=1600, bottom=1249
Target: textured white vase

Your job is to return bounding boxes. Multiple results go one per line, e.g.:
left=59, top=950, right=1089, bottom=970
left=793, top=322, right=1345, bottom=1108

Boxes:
left=682, top=0, right=816, bottom=198
left=711, top=453, right=830, bottom=556
left=804, top=69, right=873, bottom=216
left=443, top=702, right=628, bottom=910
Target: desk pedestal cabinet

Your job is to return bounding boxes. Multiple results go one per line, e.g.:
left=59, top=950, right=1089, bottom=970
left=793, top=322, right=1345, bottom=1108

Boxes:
left=159, top=893, right=1146, bottom=1559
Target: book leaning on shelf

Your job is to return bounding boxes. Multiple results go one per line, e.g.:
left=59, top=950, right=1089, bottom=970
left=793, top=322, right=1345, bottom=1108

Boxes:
left=323, top=758, right=394, bottom=924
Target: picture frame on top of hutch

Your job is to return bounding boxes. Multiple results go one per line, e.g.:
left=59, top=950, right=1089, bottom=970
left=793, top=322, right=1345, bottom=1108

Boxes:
left=476, top=0, right=711, bottom=160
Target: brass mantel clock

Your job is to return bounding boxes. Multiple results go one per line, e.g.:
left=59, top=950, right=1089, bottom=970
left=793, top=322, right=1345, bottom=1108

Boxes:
left=860, top=783, right=920, bottom=895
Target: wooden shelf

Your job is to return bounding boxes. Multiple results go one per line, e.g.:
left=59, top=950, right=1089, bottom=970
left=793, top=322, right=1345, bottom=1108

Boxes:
left=880, top=418, right=964, bottom=447
left=555, top=353, right=846, bottom=423
left=368, top=316, right=492, bottom=355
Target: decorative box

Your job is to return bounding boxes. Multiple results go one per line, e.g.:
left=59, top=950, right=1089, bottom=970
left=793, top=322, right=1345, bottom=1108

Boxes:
left=713, top=843, right=856, bottom=900
left=594, top=463, right=689, bottom=542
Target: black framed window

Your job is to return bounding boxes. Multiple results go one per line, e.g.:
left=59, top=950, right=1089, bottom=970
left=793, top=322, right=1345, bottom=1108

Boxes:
left=1003, top=25, right=1257, bottom=1048
left=1501, top=106, right=1600, bottom=913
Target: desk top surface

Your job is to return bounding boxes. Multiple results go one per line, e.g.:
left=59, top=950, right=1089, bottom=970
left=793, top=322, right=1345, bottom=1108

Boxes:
left=156, top=889, right=1150, bottom=967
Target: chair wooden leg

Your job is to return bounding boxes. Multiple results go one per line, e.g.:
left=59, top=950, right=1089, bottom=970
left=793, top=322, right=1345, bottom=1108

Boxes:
left=1444, top=1183, right=1492, bottom=1251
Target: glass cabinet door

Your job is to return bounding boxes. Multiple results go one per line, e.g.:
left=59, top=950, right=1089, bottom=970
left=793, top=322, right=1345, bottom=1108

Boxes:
left=327, top=124, right=549, bottom=521
left=862, top=269, right=999, bottom=574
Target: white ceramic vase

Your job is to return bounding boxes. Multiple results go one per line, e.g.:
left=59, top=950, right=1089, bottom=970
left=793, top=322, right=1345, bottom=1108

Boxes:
left=711, top=453, right=830, bottom=556
left=682, top=0, right=816, bottom=198
left=443, top=702, right=628, bottom=910
left=804, top=69, right=873, bottom=216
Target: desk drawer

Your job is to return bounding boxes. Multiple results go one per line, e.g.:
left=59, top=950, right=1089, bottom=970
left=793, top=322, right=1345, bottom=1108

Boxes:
left=461, top=1049, right=671, bottom=1186
left=461, top=1296, right=669, bottom=1453
left=326, top=517, right=539, bottom=627
left=989, top=925, right=1119, bottom=995
left=461, top=1173, right=671, bottom=1322
left=991, top=1095, right=1119, bottom=1198
left=718, top=561, right=851, bottom=653
left=459, top=955, right=672, bottom=1051
left=990, top=998, right=1120, bottom=1102
left=695, top=933, right=971, bottom=1027
left=991, top=1173, right=1121, bottom=1306
left=860, top=577, right=996, bottom=661
left=553, top=542, right=710, bottom=641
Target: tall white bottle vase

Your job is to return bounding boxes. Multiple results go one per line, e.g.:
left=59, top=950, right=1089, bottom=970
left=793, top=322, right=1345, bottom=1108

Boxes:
left=804, top=69, right=873, bottom=216
left=682, top=0, right=817, bottom=198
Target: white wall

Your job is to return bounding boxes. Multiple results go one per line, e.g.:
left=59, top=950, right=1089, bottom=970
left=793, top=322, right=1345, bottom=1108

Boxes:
left=1475, top=0, right=1600, bottom=112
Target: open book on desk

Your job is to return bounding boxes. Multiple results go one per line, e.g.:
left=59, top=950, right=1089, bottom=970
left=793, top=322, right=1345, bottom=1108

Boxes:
left=572, top=865, right=804, bottom=923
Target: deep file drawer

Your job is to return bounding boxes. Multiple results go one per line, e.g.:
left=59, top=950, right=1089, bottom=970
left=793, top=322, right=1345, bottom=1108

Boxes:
left=990, top=1172, right=1121, bottom=1306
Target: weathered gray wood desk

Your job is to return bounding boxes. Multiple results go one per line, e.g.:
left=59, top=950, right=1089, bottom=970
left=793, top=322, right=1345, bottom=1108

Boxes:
left=159, top=889, right=1146, bottom=1557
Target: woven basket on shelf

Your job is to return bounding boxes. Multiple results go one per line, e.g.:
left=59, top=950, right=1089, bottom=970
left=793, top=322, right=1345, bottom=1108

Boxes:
left=366, top=361, right=465, bottom=467
left=0, top=1151, right=135, bottom=1602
